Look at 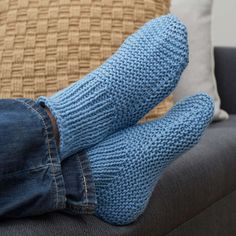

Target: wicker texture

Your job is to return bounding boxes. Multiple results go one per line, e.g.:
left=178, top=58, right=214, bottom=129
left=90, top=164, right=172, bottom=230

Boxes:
left=0, top=0, right=171, bottom=119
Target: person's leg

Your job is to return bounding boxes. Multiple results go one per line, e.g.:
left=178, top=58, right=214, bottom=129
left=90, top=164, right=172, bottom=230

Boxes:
left=0, top=93, right=213, bottom=222
left=36, top=14, right=189, bottom=160
left=0, top=98, right=96, bottom=218
left=83, top=93, right=214, bottom=225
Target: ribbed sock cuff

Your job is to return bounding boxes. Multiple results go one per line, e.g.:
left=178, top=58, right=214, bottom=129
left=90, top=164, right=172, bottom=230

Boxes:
left=36, top=75, right=116, bottom=159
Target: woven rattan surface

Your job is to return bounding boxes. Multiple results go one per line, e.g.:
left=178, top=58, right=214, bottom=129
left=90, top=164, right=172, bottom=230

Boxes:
left=0, top=0, right=172, bottom=120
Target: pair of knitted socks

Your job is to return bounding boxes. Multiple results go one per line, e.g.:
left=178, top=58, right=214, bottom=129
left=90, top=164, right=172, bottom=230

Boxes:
left=36, top=15, right=214, bottom=225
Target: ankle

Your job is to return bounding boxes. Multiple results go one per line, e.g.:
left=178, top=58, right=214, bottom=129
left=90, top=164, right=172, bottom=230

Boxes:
left=43, top=106, right=60, bottom=147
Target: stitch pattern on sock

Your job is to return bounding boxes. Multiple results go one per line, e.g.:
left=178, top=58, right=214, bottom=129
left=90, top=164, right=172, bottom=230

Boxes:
left=36, top=14, right=189, bottom=159
left=87, top=93, right=214, bottom=225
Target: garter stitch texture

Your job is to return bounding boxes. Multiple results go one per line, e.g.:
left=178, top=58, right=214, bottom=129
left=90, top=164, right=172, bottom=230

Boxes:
left=36, top=14, right=189, bottom=159
left=87, top=93, right=214, bottom=225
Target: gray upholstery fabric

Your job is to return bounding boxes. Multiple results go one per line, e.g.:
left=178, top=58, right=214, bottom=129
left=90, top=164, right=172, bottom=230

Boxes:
left=0, top=116, right=235, bottom=236
left=167, top=190, right=236, bottom=236
left=214, top=47, right=236, bottom=114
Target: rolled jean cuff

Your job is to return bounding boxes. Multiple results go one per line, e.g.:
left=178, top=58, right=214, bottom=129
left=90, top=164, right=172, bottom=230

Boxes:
left=28, top=98, right=97, bottom=215
left=18, top=98, right=67, bottom=209
left=0, top=98, right=96, bottom=217
left=61, top=151, right=97, bottom=215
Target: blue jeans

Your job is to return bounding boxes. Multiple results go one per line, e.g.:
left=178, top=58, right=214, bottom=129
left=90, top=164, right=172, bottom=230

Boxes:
left=0, top=98, right=96, bottom=218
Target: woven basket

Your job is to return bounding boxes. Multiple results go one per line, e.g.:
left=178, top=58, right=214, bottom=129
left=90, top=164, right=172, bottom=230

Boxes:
left=0, top=0, right=172, bottom=121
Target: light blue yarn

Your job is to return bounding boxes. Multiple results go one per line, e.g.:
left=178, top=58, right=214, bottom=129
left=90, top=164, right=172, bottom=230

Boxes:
left=87, top=93, right=214, bottom=225
left=36, top=14, right=189, bottom=159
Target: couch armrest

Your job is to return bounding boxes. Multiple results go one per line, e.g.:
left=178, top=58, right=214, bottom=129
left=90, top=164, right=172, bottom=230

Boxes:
left=214, top=47, right=236, bottom=114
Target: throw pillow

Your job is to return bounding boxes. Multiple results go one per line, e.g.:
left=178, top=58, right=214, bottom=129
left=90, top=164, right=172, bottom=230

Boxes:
left=171, top=0, right=228, bottom=121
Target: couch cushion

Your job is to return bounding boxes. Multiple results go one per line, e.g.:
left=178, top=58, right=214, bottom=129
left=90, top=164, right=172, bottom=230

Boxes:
left=214, top=47, right=236, bottom=114
left=0, top=116, right=236, bottom=236
left=166, top=190, right=236, bottom=236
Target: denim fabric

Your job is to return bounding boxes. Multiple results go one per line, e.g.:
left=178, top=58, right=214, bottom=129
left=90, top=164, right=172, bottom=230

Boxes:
left=0, top=98, right=96, bottom=218
left=61, top=151, right=97, bottom=215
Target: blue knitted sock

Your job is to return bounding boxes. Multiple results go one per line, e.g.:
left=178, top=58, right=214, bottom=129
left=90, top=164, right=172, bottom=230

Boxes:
left=86, top=93, right=214, bottom=225
left=36, top=14, right=188, bottom=159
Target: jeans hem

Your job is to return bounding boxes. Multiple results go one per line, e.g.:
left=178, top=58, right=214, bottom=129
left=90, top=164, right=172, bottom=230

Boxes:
left=15, top=98, right=67, bottom=211
left=63, top=151, right=97, bottom=215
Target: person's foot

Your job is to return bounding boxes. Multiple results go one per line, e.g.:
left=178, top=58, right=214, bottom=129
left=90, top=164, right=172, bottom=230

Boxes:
left=87, top=93, right=214, bottom=225
left=36, top=14, right=189, bottom=159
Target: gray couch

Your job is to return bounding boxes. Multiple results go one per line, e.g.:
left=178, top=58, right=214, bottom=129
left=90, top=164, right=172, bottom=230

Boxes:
left=0, top=47, right=235, bottom=236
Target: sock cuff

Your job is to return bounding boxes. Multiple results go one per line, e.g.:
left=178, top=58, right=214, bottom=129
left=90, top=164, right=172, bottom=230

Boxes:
left=36, top=76, right=116, bottom=159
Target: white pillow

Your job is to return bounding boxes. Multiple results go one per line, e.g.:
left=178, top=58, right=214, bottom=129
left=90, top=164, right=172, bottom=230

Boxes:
left=171, top=0, right=228, bottom=121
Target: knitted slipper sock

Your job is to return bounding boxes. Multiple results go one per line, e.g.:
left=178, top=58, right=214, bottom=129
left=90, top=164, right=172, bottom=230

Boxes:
left=86, top=93, right=214, bottom=225
left=36, top=14, right=188, bottom=159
